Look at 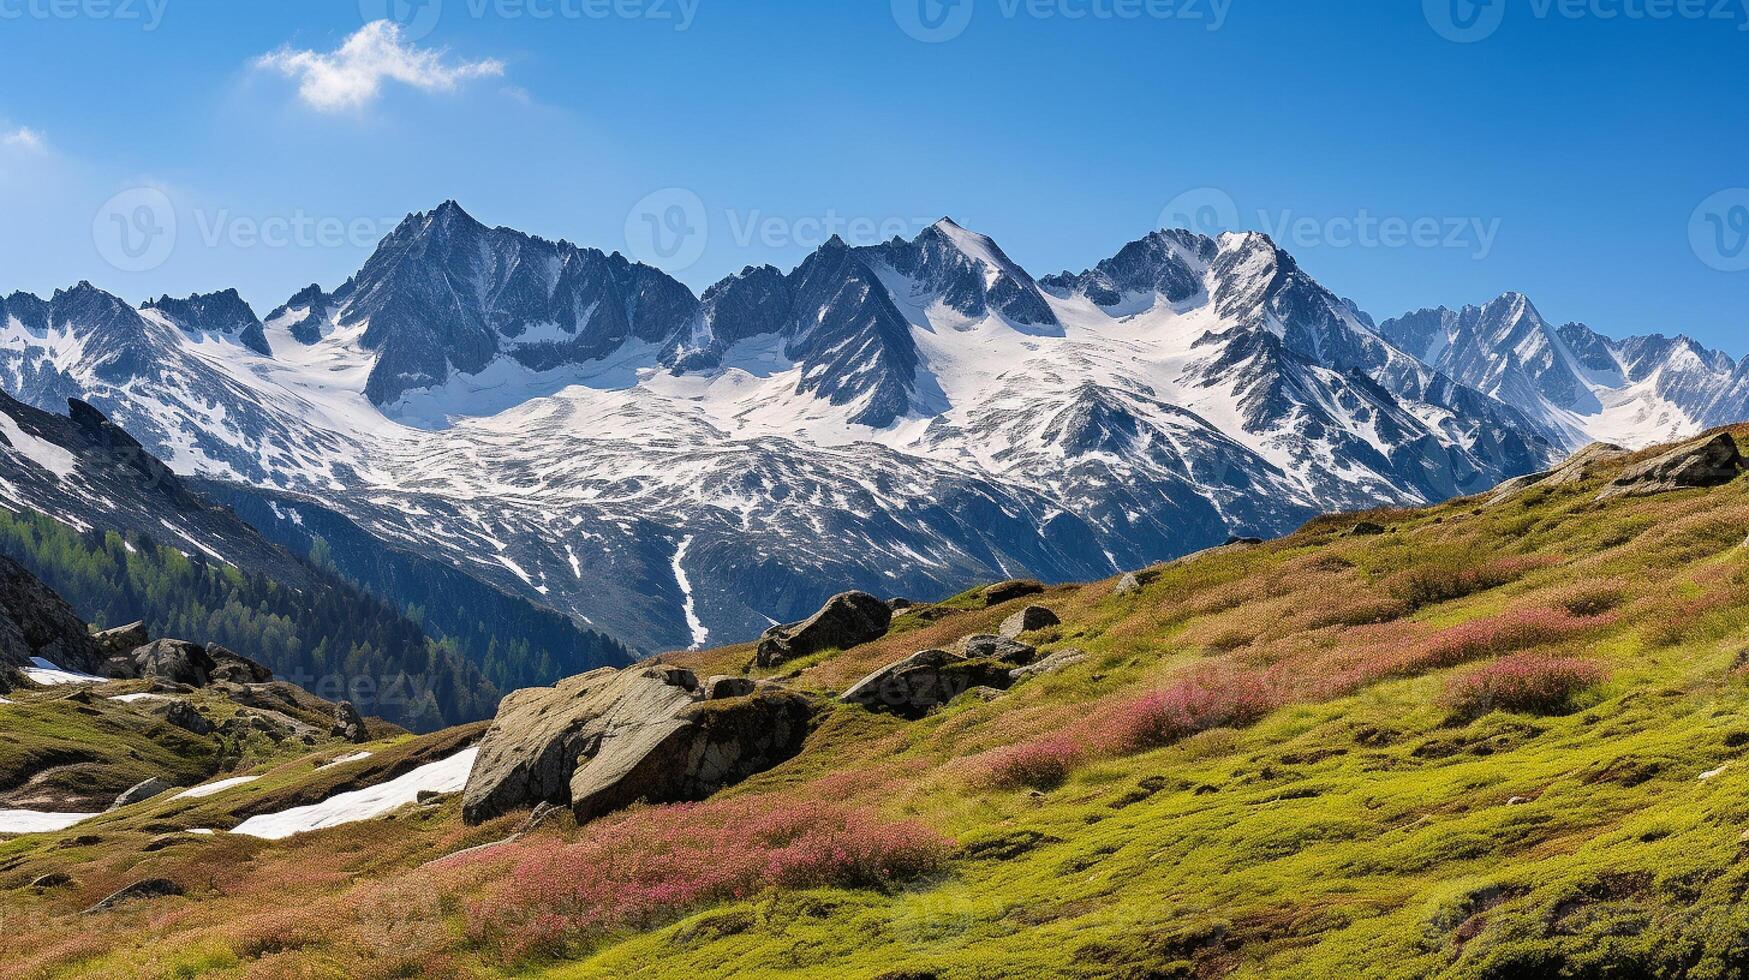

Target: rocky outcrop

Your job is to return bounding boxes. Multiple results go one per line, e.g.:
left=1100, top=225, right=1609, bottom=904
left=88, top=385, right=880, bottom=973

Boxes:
left=206, top=644, right=272, bottom=685
left=462, top=665, right=817, bottom=825
left=755, top=592, right=892, bottom=668
left=1598, top=433, right=1743, bottom=501
left=0, top=554, right=105, bottom=675
left=1114, top=573, right=1143, bottom=597
left=93, top=621, right=149, bottom=657
left=120, top=639, right=214, bottom=687
left=108, top=777, right=174, bottom=811
left=1487, top=442, right=1630, bottom=506
left=840, top=649, right=1017, bottom=718
left=999, top=605, right=1060, bottom=638
left=158, top=700, right=212, bottom=735
left=982, top=580, right=1045, bottom=606
left=704, top=676, right=758, bottom=700
left=332, top=701, right=368, bottom=743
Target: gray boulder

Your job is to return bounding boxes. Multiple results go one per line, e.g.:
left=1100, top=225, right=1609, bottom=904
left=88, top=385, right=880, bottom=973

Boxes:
left=840, top=649, right=1015, bottom=719
left=1114, top=572, right=1143, bottom=597
left=998, top=605, right=1060, bottom=638
left=92, top=621, right=149, bottom=657
left=332, top=700, right=368, bottom=743
left=1598, top=433, right=1743, bottom=501
left=462, top=665, right=816, bottom=825
left=1487, top=442, right=1629, bottom=506
left=108, top=777, right=174, bottom=811
left=959, top=634, right=1038, bottom=665
left=130, top=639, right=215, bottom=687
left=755, top=591, right=892, bottom=668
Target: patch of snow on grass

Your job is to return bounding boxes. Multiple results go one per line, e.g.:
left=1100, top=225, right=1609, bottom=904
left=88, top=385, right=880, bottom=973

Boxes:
left=230, top=747, right=478, bottom=840
left=22, top=658, right=106, bottom=686
left=109, top=692, right=168, bottom=704
left=174, top=775, right=261, bottom=799
left=0, top=810, right=97, bottom=834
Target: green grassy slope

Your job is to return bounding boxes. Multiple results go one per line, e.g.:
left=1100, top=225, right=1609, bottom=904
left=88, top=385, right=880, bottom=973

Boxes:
left=6, top=430, right=1749, bottom=978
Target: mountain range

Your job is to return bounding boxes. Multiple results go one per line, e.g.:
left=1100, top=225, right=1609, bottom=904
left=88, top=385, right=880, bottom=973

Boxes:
left=1, top=201, right=1743, bottom=653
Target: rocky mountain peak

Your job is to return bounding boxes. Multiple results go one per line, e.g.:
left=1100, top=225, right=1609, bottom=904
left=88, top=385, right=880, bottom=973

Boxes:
left=142, top=289, right=271, bottom=356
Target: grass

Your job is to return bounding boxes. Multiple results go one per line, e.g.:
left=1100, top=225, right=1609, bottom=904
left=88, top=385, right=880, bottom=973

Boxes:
left=4, top=430, right=1749, bottom=977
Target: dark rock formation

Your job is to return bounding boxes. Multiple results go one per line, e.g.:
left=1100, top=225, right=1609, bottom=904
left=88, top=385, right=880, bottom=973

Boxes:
left=83, top=878, right=183, bottom=914
left=0, top=554, right=106, bottom=675
left=755, top=591, right=892, bottom=668
left=998, top=605, right=1060, bottom=638
left=982, top=580, right=1045, bottom=606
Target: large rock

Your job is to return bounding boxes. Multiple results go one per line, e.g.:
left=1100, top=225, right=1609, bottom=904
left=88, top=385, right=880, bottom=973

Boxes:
left=158, top=700, right=212, bottom=736
left=1009, top=648, right=1090, bottom=683
left=959, top=634, right=1038, bottom=665
left=206, top=644, right=272, bottom=685
left=755, top=591, right=892, bottom=669
left=0, top=554, right=106, bottom=675
left=92, top=621, right=149, bottom=657
left=1598, top=433, right=1743, bottom=501
left=998, top=605, right=1060, bottom=638
left=982, top=579, right=1045, bottom=606
left=462, top=665, right=817, bottom=825
left=840, top=649, right=1015, bottom=718
left=331, top=700, right=368, bottom=743
left=108, top=777, right=174, bottom=811
left=129, top=639, right=215, bottom=687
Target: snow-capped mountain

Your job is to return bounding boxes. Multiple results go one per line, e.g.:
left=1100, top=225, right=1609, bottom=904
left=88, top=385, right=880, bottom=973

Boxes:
left=6, top=202, right=1720, bottom=654
left=1377, top=293, right=1749, bottom=450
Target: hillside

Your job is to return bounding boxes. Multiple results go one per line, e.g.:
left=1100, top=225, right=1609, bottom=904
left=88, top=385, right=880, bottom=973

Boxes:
left=5, top=428, right=1749, bottom=978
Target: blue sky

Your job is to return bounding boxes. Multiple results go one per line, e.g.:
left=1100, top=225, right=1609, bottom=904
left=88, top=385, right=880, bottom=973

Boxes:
left=0, top=0, right=1744, bottom=351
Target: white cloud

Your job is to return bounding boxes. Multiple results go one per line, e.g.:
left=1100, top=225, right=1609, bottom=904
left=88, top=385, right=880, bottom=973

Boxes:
left=254, top=21, right=505, bottom=113
left=2, top=127, right=45, bottom=152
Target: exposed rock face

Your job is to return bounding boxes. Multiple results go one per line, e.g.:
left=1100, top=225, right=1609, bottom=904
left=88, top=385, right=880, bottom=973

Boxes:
left=0, top=554, right=106, bottom=675
left=1114, top=573, right=1143, bottom=597
left=93, top=621, right=149, bottom=657
left=840, top=649, right=1015, bottom=719
left=704, top=676, right=758, bottom=700
left=83, top=878, right=182, bottom=914
left=755, top=591, right=892, bottom=668
left=108, top=777, right=174, bottom=811
left=1598, top=433, right=1743, bottom=501
left=999, top=605, right=1060, bottom=638
left=462, top=665, right=817, bottom=825
left=982, top=580, right=1045, bottom=606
